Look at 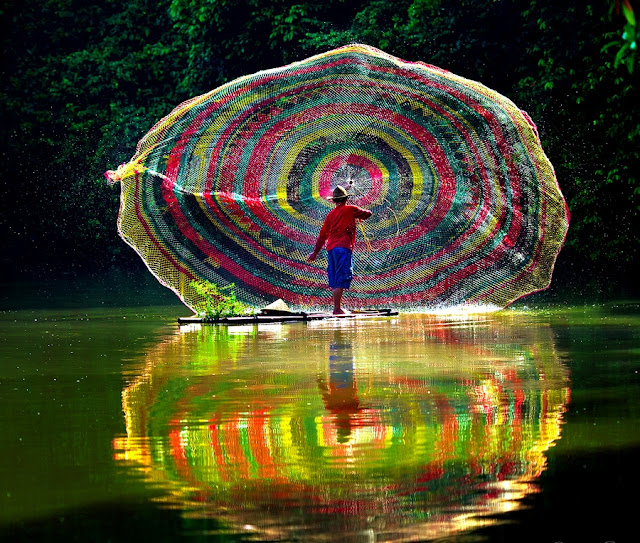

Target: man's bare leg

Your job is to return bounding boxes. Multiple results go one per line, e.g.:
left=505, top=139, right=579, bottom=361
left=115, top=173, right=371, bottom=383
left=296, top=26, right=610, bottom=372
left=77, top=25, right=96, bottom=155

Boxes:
left=332, top=288, right=348, bottom=314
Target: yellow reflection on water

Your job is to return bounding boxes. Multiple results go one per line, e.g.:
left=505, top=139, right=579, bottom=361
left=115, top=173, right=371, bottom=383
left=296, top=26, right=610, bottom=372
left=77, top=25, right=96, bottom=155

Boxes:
left=113, top=313, right=569, bottom=541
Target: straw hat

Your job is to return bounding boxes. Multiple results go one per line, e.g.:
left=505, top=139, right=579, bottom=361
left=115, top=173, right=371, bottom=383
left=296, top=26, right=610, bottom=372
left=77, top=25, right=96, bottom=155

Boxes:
left=327, top=185, right=349, bottom=201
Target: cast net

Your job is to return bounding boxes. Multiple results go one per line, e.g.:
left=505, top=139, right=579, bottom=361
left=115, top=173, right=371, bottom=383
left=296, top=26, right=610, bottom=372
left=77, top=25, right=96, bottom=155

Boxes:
left=105, top=44, right=569, bottom=313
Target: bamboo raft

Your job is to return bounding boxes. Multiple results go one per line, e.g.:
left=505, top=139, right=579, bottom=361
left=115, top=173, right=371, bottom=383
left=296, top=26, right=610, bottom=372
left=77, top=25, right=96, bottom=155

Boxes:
left=178, top=308, right=399, bottom=326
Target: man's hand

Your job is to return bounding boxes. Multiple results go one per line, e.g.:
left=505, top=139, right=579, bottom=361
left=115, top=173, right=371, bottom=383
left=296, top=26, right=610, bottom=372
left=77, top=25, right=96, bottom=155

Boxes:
left=307, top=252, right=318, bottom=262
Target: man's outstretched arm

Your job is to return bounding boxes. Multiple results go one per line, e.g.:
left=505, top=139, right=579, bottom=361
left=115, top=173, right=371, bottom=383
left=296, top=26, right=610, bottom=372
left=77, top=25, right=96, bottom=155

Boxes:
left=307, top=235, right=326, bottom=262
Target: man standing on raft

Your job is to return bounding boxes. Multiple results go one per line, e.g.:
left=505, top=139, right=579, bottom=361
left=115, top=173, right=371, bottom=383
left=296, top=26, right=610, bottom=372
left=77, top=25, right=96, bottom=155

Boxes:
left=307, top=186, right=372, bottom=314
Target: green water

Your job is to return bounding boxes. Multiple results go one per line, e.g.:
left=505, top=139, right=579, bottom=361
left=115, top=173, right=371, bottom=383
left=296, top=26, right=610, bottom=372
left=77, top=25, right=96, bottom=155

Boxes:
left=1, top=274, right=639, bottom=542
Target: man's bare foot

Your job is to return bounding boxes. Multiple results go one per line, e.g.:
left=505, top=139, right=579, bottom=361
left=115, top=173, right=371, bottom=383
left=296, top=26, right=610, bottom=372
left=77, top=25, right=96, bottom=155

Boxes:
left=333, top=308, right=351, bottom=315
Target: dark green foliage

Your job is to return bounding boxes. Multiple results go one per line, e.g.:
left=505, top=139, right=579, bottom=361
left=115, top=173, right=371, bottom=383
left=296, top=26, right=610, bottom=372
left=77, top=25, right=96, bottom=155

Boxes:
left=1, top=0, right=638, bottom=295
left=511, top=1, right=639, bottom=291
left=1, top=0, right=185, bottom=271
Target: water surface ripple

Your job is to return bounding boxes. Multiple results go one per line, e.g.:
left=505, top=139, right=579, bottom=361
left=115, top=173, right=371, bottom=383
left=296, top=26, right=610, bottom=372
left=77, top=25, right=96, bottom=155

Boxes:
left=113, top=313, right=569, bottom=541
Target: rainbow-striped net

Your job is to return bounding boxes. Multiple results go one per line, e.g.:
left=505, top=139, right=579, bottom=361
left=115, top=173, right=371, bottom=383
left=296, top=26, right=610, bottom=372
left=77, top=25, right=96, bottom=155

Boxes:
left=106, top=44, right=569, bottom=312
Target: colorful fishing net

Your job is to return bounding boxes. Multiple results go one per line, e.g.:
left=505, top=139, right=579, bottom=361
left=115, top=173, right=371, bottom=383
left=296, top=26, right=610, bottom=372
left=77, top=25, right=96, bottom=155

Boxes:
left=106, top=44, right=569, bottom=312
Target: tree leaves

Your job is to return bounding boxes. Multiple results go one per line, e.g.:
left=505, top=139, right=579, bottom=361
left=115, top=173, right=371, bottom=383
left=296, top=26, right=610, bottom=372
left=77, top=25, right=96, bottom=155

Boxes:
left=2, top=0, right=638, bottom=289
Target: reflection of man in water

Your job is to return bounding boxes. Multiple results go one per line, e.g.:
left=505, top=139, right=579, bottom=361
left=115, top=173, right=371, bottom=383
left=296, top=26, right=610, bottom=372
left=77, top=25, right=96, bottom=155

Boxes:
left=317, top=336, right=360, bottom=443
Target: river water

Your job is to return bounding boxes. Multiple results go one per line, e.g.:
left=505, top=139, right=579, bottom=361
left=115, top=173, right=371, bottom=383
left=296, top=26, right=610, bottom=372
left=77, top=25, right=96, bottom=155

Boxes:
left=1, top=272, right=639, bottom=542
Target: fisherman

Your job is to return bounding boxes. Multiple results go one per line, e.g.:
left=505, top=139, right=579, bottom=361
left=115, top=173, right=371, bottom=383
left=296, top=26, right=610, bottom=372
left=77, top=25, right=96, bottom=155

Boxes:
left=307, top=185, right=372, bottom=314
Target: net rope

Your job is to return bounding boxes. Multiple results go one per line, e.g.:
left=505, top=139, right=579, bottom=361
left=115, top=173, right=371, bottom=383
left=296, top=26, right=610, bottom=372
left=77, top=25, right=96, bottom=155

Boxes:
left=106, top=44, right=569, bottom=313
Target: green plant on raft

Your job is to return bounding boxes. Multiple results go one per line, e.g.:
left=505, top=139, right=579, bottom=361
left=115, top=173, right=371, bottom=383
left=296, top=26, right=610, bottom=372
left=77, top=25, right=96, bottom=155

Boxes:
left=189, top=280, right=252, bottom=319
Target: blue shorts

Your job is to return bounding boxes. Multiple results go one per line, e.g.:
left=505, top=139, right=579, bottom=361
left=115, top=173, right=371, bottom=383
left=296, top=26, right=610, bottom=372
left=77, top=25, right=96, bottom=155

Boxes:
left=327, top=247, right=353, bottom=289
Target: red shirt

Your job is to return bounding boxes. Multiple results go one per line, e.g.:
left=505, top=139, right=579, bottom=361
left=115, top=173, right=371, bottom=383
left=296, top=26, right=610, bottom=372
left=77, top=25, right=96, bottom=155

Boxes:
left=316, top=203, right=372, bottom=252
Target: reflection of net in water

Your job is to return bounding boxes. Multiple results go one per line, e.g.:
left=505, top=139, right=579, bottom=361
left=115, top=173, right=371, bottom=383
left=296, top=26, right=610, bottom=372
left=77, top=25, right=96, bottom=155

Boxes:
left=113, top=316, right=569, bottom=540
left=105, top=44, right=569, bottom=312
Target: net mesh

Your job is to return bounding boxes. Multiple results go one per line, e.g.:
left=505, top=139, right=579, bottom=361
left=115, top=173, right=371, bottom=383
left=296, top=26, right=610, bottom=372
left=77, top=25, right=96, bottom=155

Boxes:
left=105, top=44, right=569, bottom=313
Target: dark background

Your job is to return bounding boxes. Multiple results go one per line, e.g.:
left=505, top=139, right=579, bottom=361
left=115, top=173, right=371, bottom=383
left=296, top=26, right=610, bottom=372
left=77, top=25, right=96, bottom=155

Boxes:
left=1, top=0, right=638, bottom=300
